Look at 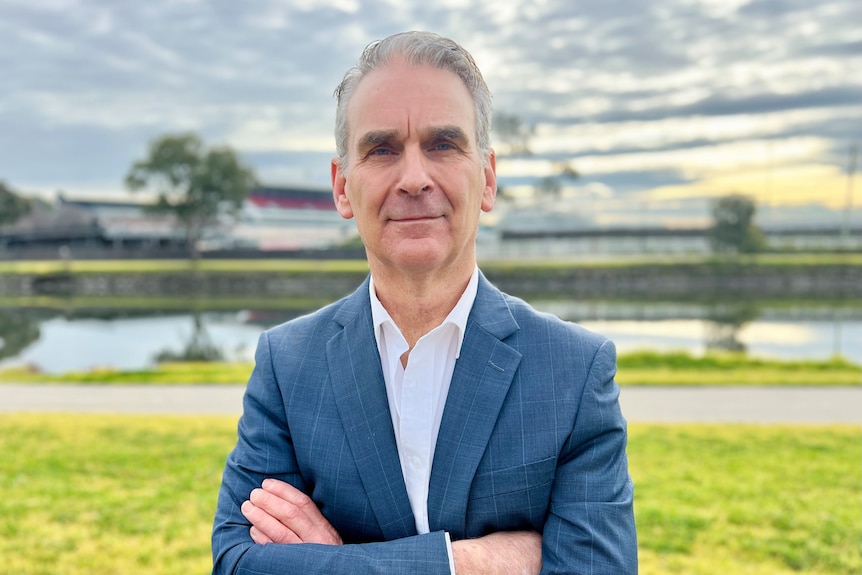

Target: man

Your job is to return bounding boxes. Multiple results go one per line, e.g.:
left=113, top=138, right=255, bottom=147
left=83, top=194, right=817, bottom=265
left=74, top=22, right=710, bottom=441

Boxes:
left=212, top=31, right=637, bottom=574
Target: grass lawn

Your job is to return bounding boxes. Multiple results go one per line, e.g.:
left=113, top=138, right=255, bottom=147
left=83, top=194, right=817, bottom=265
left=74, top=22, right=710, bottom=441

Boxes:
left=0, top=258, right=371, bottom=275
left=617, top=351, right=862, bottom=387
left=0, top=415, right=858, bottom=575
left=1, top=253, right=860, bottom=276
left=0, top=362, right=256, bottom=385
left=2, top=352, right=859, bottom=386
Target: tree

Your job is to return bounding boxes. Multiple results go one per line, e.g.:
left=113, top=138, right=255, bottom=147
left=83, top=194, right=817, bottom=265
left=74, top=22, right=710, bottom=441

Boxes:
left=492, top=112, right=581, bottom=202
left=0, top=180, right=32, bottom=226
left=125, top=133, right=257, bottom=257
left=492, top=111, right=534, bottom=156
left=537, top=162, right=579, bottom=199
left=707, top=193, right=766, bottom=254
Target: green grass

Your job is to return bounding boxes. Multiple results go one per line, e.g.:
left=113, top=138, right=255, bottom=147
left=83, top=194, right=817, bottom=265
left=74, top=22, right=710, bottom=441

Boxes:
left=0, top=414, right=236, bottom=575
left=0, top=362, right=254, bottom=384
left=0, top=416, right=858, bottom=574
left=2, top=253, right=859, bottom=276
left=2, top=351, right=859, bottom=386
left=0, top=258, right=370, bottom=275
left=617, top=351, right=862, bottom=386
left=0, top=294, right=333, bottom=312
left=480, top=252, right=862, bottom=270
left=630, top=424, right=862, bottom=575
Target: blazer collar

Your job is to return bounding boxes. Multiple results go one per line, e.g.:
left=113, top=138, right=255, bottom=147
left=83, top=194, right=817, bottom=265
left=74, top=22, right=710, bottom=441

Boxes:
left=328, top=277, right=417, bottom=540
left=427, top=273, right=522, bottom=536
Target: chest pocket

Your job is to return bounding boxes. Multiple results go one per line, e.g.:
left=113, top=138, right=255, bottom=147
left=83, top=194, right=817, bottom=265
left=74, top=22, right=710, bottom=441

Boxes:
left=467, top=456, right=556, bottom=536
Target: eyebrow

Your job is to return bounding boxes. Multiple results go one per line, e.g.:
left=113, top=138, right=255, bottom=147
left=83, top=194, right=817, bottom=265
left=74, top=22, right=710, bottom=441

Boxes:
left=425, top=125, right=470, bottom=146
left=356, top=130, right=399, bottom=156
left=354, top=125, right=472, bottom=156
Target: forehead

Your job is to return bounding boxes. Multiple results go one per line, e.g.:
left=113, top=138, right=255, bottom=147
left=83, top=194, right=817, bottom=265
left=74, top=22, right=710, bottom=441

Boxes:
left=346, top=59, right=476, bottom=147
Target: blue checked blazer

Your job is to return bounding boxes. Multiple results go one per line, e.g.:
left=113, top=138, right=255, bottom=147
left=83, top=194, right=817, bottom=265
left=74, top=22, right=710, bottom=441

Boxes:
left=212, top=272, right=637, bottom=574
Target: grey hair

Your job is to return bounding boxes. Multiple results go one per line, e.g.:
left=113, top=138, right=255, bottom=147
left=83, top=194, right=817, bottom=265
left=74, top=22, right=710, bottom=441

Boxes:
left=333, top=31, right=493, bottom=168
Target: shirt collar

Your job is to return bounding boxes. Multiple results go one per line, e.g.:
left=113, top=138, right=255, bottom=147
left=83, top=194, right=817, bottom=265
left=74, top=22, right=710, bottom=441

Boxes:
left=369, top=267, right=479, bottom=359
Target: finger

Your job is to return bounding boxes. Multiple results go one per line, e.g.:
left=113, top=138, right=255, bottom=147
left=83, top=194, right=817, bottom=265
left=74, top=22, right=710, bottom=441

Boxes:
left=249, top=487, right=319, bottom=541
left=241, top=499, right=302, bottom=544
left=261, top=479, right=334, bottom=532
left=256, top=480, right=342, bottom=545
left=249, top=525, right=274, bottom=545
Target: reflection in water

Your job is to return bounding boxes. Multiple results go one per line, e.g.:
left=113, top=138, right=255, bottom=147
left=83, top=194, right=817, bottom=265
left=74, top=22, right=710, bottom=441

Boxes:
left=0, top=310, right=41, bottom=360
left=153, top=313, right=224, bottom=363
left=0, top=312, right=265, bottom=375
left=1, top=299, right=861, bottom=374
left=704, top=302, right=761, bottom=354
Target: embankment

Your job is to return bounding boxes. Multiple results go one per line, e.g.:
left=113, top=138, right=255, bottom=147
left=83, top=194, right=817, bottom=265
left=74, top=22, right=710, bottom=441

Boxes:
left=2, top=258, right=859, bottom=300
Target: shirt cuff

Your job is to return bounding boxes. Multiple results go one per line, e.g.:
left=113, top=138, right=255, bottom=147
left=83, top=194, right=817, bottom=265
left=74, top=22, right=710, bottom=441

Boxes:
left=444, top=531, right=456, bottom=575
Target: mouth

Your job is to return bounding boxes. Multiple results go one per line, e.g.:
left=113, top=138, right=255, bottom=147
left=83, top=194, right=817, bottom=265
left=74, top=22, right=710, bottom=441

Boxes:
left=390, top=215, right=443, bottom=222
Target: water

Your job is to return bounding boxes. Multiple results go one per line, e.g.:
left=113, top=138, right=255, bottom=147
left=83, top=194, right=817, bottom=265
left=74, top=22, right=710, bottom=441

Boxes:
left=1, top=300, right=859, bottom=375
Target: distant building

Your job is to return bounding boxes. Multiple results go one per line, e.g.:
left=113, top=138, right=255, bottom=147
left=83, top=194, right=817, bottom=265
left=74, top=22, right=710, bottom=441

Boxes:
left=0, top=195, right=185, bottom=253
left=479, top=224, right=862, bottom=260
left=206, top=185, right=357, bottom=251
left=0, top=186, right=359, bottom=257
left=480, top=204, right=862, bottom=259
left=3, top=186, right=857, bottom=259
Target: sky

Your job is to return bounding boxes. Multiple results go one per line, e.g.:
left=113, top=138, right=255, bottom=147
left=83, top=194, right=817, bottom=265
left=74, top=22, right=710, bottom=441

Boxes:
left=1, top=0, right=860, bottom=229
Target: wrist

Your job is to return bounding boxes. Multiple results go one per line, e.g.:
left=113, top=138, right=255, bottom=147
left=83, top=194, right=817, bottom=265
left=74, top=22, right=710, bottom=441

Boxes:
left=451, top=538, right=487, bottom=575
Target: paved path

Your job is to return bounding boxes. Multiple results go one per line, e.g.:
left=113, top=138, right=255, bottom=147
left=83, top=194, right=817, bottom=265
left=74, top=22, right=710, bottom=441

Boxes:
left=619, top=386, right=861, bottom=424
left=1, top=384, right=860, bottom=423
left=0, top=384, right=246, bottom=415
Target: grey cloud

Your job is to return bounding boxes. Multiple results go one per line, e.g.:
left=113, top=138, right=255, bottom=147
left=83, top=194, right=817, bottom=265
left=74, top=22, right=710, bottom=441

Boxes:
left=740, top=0, right=842, bottom=18
left=532, top=86, right=861, bottom=126
left=500, top=169, right=694, bottom=196
left=0, top=0, right=859, bottom=207
left=802, top=40, right=862, bottom=58
left=0, top=122, right=150, bottom=188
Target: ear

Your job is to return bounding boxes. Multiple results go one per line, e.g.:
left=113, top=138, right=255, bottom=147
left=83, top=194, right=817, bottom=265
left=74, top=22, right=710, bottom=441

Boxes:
left=331, top=157, right=354, bottom=219
left=480, top=150, right=497, bottom=213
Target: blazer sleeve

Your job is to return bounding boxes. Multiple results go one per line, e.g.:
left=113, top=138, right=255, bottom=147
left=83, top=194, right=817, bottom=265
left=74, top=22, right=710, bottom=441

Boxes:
left=212, top=331, right=453, bottom=575
left=541, top=338, right=638, bottom=574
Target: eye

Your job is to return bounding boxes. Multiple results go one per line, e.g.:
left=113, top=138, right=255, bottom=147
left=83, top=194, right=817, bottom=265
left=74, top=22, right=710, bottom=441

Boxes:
left=431, top=141, right=456, bottom=151
left=368, top=147, right=393, bottom=156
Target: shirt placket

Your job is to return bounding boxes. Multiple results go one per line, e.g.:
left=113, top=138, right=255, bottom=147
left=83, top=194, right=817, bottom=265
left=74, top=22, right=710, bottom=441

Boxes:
left=399, top=338, right=434, bottom=533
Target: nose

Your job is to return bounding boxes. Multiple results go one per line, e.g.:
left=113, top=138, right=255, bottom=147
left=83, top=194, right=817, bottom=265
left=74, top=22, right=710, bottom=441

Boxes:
left=397, top=145, right=433, bottom=196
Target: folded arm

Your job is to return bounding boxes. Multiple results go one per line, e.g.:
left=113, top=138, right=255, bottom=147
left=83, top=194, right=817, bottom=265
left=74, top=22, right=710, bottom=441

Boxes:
left=243, top=478, right=541, bottom=575
left=212, top=332, right=542, bottom=575
left=212, top=333, right=452, bottom=573
left=539, top=338, right=638, bottom=574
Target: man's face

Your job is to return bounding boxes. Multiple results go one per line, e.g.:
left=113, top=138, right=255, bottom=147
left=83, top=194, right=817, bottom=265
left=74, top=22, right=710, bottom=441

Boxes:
left=332, top=58, right=496, bottom=277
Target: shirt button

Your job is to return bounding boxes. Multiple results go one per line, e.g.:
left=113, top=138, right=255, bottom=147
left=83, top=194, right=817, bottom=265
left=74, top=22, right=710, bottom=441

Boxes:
left=409, top=456, right=422, bottom=469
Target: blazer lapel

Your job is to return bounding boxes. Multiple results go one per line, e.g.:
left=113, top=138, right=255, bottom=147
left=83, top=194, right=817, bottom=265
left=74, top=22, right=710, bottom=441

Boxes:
left=427, top=274, right=522, bottom=537
left=327, top=280, right=416, bottom=541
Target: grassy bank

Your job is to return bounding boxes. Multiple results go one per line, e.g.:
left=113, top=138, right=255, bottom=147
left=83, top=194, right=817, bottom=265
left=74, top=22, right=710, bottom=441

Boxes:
left=0, top=415, right=857, bottom=575
left=0, top=258, right=371, bottom=275
left=2, top=352, right=859, bottom=386
left=616, top=351, right=862, bottom=386
left=1, top=252, right=860, bottom=275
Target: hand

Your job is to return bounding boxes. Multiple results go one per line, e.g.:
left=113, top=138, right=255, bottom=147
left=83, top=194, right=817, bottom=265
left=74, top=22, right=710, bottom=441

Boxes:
left=451, top=531, right=542, bottom=575
left=241, top=478, right=343, bottom=546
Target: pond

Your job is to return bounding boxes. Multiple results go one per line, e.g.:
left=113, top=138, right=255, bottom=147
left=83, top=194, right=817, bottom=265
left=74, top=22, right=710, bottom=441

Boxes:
left=1, top=298, right=859, bottom=375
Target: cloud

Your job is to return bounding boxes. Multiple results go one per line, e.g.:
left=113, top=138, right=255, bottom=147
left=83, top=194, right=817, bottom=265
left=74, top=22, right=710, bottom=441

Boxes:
left=0, top=0, right=858, bottom=230
left=642, top=162, right=854, bottom=209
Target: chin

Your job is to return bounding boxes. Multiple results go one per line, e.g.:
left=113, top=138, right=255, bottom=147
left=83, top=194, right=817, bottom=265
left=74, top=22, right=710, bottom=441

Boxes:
left=393, top=252, right=447, bottom=270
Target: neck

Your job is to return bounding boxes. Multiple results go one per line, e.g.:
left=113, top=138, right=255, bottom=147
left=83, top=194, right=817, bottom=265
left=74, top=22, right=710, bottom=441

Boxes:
left=372, top=261, right=475, bottom=349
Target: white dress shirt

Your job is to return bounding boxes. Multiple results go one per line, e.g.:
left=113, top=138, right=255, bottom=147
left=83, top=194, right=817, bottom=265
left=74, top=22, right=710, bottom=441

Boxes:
left=369, top=267, right=479, bottom=569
